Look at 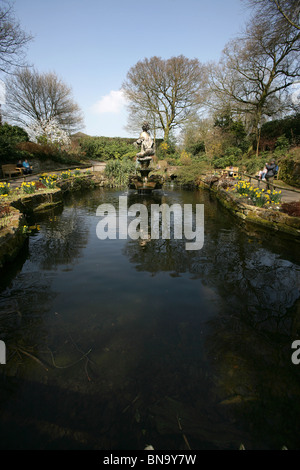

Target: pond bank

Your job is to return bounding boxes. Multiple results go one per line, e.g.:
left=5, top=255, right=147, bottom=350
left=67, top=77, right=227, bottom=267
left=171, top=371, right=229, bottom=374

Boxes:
left=0, top=174, right=107, bottom=269
left=0, top=207, right=27, bottom=269
left=198, top=177, right=300, bottom=240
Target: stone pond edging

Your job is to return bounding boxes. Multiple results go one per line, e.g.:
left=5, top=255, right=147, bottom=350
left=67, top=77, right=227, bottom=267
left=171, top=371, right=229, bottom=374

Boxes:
left=11, top=189, right=63, bottom=215
left=0, top=207, right=27, bottom=269
left=198, top=178, right=300, bottom=239
left=0, top=174, right=109, bottom=269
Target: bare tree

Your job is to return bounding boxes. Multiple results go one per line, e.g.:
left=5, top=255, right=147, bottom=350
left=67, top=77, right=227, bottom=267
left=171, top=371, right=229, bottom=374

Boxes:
left=122, top=55, right=207, bottom=141
left=243, top=0, right=300, bottom=31
left=207, top=15, right=300, bottom=155
left=0, top=0, right=33, bottom=73
left=4, top=68, right=84, bottom=133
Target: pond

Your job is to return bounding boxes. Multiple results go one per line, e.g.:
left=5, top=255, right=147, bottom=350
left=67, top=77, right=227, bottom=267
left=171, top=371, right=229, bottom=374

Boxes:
left=0, top=186, right=300, bottom=450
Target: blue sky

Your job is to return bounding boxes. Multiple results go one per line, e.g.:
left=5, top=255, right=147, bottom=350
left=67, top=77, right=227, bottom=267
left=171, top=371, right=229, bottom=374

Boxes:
left=9, top=0, right=250, bottom=137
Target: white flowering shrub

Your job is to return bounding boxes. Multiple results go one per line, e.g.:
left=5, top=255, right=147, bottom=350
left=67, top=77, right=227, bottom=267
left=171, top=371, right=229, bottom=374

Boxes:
left=26, top=118, right=71, bottom=148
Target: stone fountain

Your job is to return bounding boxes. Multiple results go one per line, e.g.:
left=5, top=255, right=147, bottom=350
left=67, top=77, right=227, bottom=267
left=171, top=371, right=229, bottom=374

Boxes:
left=128, top=122, right=164, bottom=195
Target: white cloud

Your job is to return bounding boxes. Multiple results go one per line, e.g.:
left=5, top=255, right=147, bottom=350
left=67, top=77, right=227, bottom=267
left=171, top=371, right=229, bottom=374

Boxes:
left=91, top=89, right=127, bottom=114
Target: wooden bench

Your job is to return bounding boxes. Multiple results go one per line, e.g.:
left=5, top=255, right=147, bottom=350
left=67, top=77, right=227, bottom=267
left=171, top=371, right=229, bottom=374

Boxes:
left=2, top=164, right=23, bottom=178
left=221, top=166, right=239, bottom=178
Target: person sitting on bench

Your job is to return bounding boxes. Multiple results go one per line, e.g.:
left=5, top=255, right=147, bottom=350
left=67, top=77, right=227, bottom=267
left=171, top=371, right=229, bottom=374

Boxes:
left=258, top=163, right=268, bottom=180
left=22, top=159, right=32, bottom=175
left=265, top=160, right=277, bottom=189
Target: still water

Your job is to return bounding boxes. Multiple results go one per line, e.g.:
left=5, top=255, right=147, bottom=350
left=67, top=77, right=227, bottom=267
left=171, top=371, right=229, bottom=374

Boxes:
left=0, top=187, right=300, bottom=450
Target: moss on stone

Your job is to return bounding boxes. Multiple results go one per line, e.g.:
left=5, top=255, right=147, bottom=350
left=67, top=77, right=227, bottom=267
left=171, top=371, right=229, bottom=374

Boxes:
left=199, top=175, right=300, bottom=240
left=0, top=208, right=27, bottom=268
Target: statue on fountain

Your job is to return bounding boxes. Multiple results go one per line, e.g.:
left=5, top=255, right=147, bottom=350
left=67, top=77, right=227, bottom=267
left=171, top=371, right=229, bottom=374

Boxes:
left=134, top=121, right=155, bottom=161
left=129, top=121, right=163, bottom=194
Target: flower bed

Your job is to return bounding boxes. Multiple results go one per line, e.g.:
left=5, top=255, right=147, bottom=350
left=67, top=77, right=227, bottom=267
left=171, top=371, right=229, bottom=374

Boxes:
left=227, top=180, right=282, bottom=208
left=199, top=176, right=300, bottom=239
left=0, top=182, right=10, bottom=199
left=0, top=168, right=97, bottom=269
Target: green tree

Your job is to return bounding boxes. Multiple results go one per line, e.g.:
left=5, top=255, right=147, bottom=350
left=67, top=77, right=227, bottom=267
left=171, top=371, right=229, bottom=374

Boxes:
left=0, top=122, right=29, bottom=161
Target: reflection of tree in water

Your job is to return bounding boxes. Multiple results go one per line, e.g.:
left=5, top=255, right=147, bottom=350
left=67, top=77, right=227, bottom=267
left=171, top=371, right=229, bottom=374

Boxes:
left=29, top=205, right=90, bottom=270
left=124, top=213, right=300, bottom=321
left=123, top=201, right=300, bottom=449
left=0, top=200, right=92, bottom=380
left=0, top=268, right=57, bottom=376
left=205, top=299, right=300, bottom=449
left=204, top=232, right=300, bottom=449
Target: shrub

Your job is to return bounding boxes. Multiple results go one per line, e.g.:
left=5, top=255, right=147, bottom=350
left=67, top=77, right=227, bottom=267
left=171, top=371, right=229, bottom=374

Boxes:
left=179, top=150, right=192, bottom=166
left=176, top=161, right=209, bottom=188
left=243, top=157, right=267, bottom=174
left=212, top=155, right=237, bottom=168
left=104, top=159, right=136, bottom=186
left=15, top=141, right=81, bottom=165
left=186, top=140, right=205, bottom=156
left=277, top=158, right=300, bottom=188
left=274, top=135, right=290, bottom=156
left=79, top=136, right=136, bottom=161
left=16, top=141, right=54, bottom=157
left=260, top=114, right=300, bottom=146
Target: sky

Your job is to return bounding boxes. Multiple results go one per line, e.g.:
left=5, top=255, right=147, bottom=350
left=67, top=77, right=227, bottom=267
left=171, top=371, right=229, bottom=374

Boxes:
left=7, top=0, right=251, bottom=138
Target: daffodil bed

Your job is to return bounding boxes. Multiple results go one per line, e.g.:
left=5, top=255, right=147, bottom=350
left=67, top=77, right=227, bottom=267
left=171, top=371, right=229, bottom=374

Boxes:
left=199, top=176, right=300, bottom=238
left=227, top=180, right=282, bottom=208
left=0, top=169, right=88, bottom=203
left=0, top=169, right=94, bottom=268
left=0, top=170, right=89, bottom=227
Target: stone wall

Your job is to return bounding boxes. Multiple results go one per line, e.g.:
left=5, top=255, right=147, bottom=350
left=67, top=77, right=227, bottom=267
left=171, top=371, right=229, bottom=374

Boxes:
left=0, top=208, right=27, bottom=268
left=199, top=178, right=300, bottom=239
left=0, top=174, right=115, bottom=269
left=11, top=189, right=63, bottom=215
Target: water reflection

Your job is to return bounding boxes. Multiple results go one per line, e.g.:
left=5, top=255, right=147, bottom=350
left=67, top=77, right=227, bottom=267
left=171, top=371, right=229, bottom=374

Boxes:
left=122, top=189, right=300, bottom=449
left=0, top=187, right=299, bottom=450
